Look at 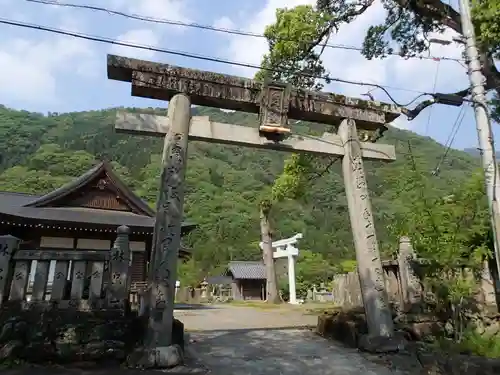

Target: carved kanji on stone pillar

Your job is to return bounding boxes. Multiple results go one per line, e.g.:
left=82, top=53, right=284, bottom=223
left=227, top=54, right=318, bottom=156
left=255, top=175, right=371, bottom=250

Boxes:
left=397, top=236, right=422, bottom=310
left=0, top=235, right=19, bottom=305
left=146, top=93, right=191, bottom=350
left=108, top=225, right=131, bottom=309
left=338, top=118, right=394, bottom=338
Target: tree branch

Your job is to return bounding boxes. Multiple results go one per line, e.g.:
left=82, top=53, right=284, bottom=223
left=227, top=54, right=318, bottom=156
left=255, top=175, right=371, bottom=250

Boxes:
left=309, top=0, right=375, bottom=56
left=307, top=157, right=339, bottom=181
left=447, top=55, right=500, bottom=98
left=392, top=0, right=462, bottom=33
left=391, top=0, right=500, bottom=98
left=481, top=53, right=500, bottom=92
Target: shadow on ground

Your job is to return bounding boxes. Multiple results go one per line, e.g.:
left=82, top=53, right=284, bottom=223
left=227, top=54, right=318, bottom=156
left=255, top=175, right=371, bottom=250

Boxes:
left=3, top=356, right=208, bottom=375
left=188, top=325, right=315, bottom=333
left=189, top=326, right=401, bottom=375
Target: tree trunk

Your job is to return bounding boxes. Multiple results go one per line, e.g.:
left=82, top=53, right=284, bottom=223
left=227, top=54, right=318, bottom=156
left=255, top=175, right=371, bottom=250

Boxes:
left=260, top=203, right=280, bottom=304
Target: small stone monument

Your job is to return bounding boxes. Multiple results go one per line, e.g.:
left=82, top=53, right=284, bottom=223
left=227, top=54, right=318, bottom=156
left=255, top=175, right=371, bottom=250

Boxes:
left=200, top=279, right=208, bottom=299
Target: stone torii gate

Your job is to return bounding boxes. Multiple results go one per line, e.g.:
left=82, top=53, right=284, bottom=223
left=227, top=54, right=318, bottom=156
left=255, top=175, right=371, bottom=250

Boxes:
left=107, top=54, right=402, bottom=363
left=260, top=233, right=302, bottom=305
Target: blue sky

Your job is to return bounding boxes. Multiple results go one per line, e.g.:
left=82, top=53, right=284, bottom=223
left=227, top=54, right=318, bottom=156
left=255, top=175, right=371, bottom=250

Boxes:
left=0, top=0, right=497, bottom=151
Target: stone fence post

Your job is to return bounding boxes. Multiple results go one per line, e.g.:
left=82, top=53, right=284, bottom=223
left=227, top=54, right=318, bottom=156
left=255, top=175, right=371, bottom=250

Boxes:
left=108, top=225, right=131, bottom=309
left=397, top=236, right=422, bottom=310
left=0, top=235, right=19, bottom=306
left=479, top=260, right=496, bottom=305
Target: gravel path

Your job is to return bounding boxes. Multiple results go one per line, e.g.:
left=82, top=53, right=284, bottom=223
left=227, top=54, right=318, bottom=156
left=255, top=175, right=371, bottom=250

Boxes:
left=177, top=305, right=407, bottom=375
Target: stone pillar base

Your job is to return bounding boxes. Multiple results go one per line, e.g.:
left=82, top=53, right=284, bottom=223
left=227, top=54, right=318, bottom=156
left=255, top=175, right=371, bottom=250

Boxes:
left=358, top=332, right=408, bottom=353
left=172, top=318, right=185, bottom=350
left=127, top=345, right=184, bottom=369
left=128, top=318, right=186, bottom=369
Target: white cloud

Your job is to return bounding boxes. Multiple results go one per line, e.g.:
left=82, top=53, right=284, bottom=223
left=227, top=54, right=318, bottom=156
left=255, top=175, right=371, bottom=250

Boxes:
left=0, top=36, right=96, bottom=105
left=115, top=0, right=187, bottom=20
left=213, top=16, right=235, bottom=30
left=108, top=0, right=192, bottom=62
left=214, top=0, right=315, bottom=72
left=216, top=0, right=468, bottom=130
left=111, top=0, right=190, bottom=31
left=110, top=29, right=161, bottom=60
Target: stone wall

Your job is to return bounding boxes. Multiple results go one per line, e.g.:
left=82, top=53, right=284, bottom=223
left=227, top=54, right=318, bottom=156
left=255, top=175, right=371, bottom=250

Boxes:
left=0, top=302, right=143, bottom=364
left=330, top=238, right=497, bottom=310
left=316, top=308, right=500, bottom=374
left=175, top=287, right=204, bottom=304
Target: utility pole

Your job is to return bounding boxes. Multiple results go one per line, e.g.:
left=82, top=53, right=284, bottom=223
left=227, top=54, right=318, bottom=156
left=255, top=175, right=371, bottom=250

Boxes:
left=458, top=0, right=500, bottom=297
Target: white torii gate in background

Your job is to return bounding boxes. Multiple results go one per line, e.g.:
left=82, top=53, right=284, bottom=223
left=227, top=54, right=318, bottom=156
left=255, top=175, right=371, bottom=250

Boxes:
left=260, top=233, right=302, bottom=305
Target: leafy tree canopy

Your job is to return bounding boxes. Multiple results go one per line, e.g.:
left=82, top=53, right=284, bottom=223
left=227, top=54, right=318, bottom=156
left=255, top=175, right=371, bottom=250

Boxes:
left=257, top=1, right=500, bottom=118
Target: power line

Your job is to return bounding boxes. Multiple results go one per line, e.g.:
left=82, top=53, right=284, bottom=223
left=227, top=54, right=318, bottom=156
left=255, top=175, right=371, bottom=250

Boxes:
left=0, top=17, right=430, bottom=107
left=425, top=60, right=441, bottom=135
left=25, top=0, right=465, bottom=64
left=432, top=104, right=468, bottom=176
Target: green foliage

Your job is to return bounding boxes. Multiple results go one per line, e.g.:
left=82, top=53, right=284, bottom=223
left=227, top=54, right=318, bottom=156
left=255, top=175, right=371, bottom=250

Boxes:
left=347, top=0, right=500, bottom=65
left=338, top=259, right=357, bottom=273
left=256, top=1, right=500, bottom=114
left=0, top=105, right=484, bottom=280
left=255, top=7, right=329, bottom=299
left=255, top=5, right=331, bottom=90
left=280, top=249, right=336, bottom=299
left=256, top=6, right=331, bottom=213
left=390, top=151, right=492, bottom=345
left=29, top=144, right=96, bottom=177
left=297, top=249, right=336, bottom=285
left=473, top=0, right=500, bottom=59
left=178, top=258, right=203, bottom=288
left=390, top=159, right=490, bottom=277
left=271, top=153, right=311, bottom=202
left=0, top=143, right=99, bottom=193
left=361, top=0, right=445, bottom=59
left=434, top=325, right=500, bottom=358
left=456, top=327, right=500, bottom=358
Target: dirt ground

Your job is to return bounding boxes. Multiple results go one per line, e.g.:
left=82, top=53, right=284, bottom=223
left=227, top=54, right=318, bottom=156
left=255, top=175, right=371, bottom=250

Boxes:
left=178, top=304, right=413, bottom=375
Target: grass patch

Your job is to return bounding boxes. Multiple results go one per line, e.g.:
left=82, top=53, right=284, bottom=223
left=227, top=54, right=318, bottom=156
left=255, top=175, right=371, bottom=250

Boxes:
left=227, top=300, right=286, bottom=309
left=219, top=300, right=339, bottom=313
left=433, top=328, right=500, bottom=358
left=303, top=302, right=339, bottom=315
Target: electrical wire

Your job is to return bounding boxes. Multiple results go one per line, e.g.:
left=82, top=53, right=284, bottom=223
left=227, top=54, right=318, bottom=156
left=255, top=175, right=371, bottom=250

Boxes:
left=25, top=0, right=465, bottom=64
left=294, top=131, right=395, bottom=161
left=424, top=61, right=441, bottom=135
left=0, top=17, right=431, bottom=107
left=432, top=104, right=468, bottom=176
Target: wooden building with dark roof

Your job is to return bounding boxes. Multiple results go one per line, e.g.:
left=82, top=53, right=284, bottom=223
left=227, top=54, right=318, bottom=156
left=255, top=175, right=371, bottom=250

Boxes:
left=0, top=161, right=196, bottom=284
left=221, top=261, right=266, bottom=301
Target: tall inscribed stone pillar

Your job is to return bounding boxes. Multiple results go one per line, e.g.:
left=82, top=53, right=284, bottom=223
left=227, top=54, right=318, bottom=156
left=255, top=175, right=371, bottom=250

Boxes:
left=0, top=235, right=19, bottom=305
left=146, top=93, right=191, bottom=350
left=108, top=225, right=131, bottom=309
left=338, top=118, right=394, bottom=338
left=397, top=236, right=422, bottom=310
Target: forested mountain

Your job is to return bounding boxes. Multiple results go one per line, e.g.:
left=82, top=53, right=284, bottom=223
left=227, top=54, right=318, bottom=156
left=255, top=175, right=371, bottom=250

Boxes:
left=0, top=104, right=481, bottom=275
left=463, top=147, right=500, bottom=159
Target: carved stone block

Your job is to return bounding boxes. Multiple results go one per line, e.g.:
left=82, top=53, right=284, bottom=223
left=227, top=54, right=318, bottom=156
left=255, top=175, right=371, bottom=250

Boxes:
left=258, top=82, right=291, bottom=129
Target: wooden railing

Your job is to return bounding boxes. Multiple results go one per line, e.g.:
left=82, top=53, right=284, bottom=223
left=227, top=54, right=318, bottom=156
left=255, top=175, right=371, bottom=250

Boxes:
left=0, top=226, right=133, bottom=310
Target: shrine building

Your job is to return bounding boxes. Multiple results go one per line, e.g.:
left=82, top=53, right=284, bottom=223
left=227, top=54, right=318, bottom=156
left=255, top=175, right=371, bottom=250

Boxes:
left=0, top=161, right=196, bottom=287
